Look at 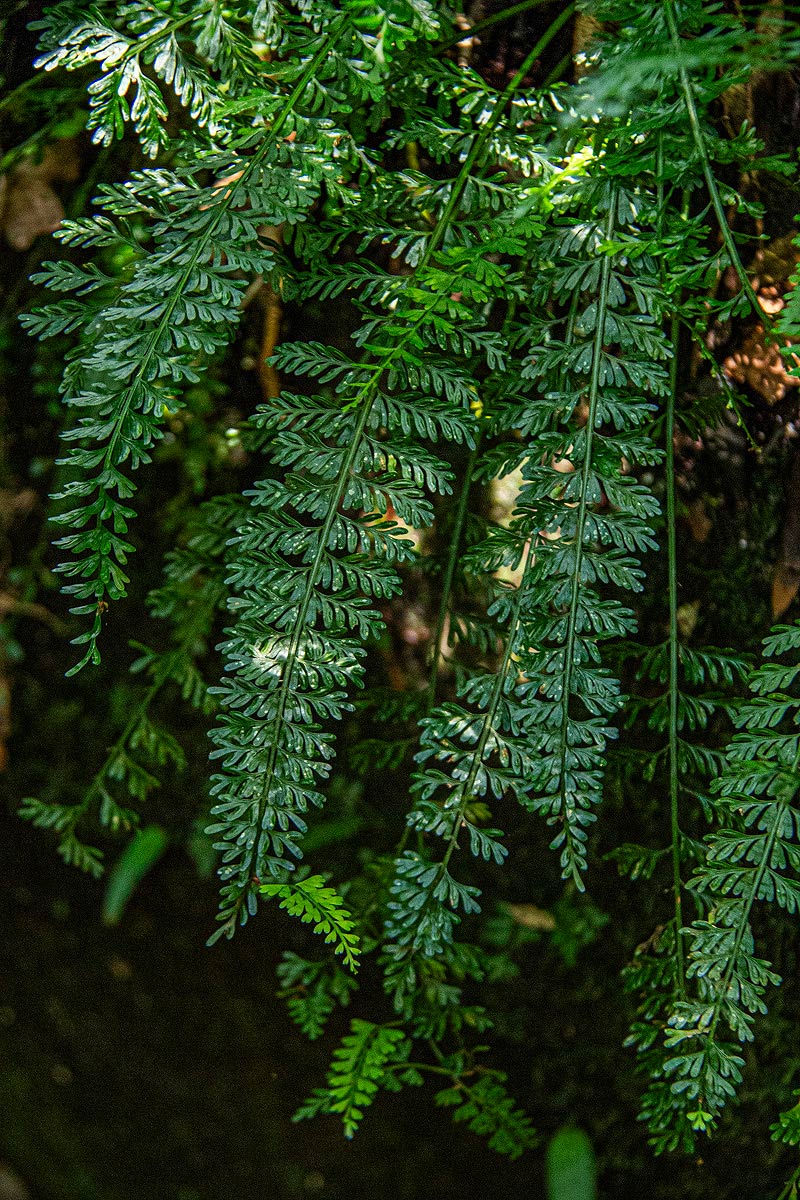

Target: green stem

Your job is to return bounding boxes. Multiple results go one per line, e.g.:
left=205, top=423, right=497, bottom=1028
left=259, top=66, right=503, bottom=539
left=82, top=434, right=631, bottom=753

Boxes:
left=665, top=311, right=686, bottom=996
left=428, top=4, right=575, bottom=255
left=386, top=1060, right=454, bottom=1078
left=427, top=285, right=519, bottom=706
left=704, top=805, right=783, bottom=1049
left=664, top=0, right=769, bottom=331
left=0, top=73, right=43, bottom=117
left=441, top=545, right=533, bottom=874
left=60, top=677, right=162, bottom=840
left=395, top=528, right=533, bottom=870
left=556, top=202, right=615, bottom=887
left=658, top=133, right=686, bottom=997
left=60, top=578, right=218, bottom=844
left=778, top=1164, right=800, bottom=1200
left=435, top=0, right=569, bottom=53
left=542, top=50, right=573, bottom=87
left=397, top=433, right=480, bottom=858
left=427, top=437, right=481, bottom=705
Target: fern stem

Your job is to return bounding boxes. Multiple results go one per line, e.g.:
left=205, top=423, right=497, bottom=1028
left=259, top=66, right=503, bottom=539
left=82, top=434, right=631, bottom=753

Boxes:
left=665, top=311, right=686, bottom=997
left=703, top=804, right=784, bottom=1053
left=386, top=1060, right=455, bottom=1077
left=0, top=72, right=42, bottom=116
left=556, top=202, right=615, bottom=887
left=427, top=3, right=575, bottom=256
left=61, top=676, right=162, bottom=839
left=542, top=51, right=573, bottom=87
left=60, top=572, right=218, bottom=844
left=119, top=10, right=202, bottom=60
left=658, top=130, right=687, bottom=997
left=664, top=0, right=769, bottom=330
left=777, top=1164, right=800, bottom=1200
left=428, top=291, right=518, bottom=703
left=440, top=543, right=533, bottom=875
left=435, top=0, right=572, bottom=53
left=427, top=438, right=481, bottom=704
left=683, top=647, right=800, bottom=1099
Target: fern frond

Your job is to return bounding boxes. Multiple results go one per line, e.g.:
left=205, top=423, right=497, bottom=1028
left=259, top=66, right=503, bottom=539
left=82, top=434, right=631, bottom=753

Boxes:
left=276, top=951, right=357, bottom=1040
left=434, top=1073, right=537, bottom=1160
left=205, top=11, right=564, bottom=943
left=294, top=1019, right=409, bottom=1137
left=19, top=493, right=235, bottom=871
left=257, top=874, right=361, bottom=971
left=642, top=619, right=800, bottom=1146
left=27, top=17, right=367, bottom=672
left=32, top=0, right=273, bottom=154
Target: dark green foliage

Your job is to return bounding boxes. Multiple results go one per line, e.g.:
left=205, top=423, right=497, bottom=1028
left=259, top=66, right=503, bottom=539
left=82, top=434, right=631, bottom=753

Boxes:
left=276, top=951, right=358, bottom=1039
left=19, top=493, right=235, bottom=870
left=649, top=624, right=800, bottom=1143
left=434, top=1073, right=537, bottom=1160
left=14, top=0, right=800, bottom=1175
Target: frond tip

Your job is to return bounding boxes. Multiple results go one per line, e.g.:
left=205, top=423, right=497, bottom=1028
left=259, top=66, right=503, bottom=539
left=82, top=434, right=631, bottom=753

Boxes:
left=294, top=1019, right=408, bottom=1137
left=258, top=875, right=361, bottom=972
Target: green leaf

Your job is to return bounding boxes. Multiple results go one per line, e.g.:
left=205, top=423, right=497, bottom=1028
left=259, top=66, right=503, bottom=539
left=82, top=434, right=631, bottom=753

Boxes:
left=259, top=875, right=361, bottom=972
left=102, top=825, right=169, bottom=925
left=546, top=1128, right=597, bottom=1200
left=294, top=1020, right=408, bottom=1137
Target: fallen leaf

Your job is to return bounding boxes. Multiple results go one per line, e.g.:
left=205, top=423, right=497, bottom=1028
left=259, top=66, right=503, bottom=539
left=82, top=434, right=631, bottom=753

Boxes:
left=1, top=139, right=80, bottom=251
left=505, top=902, right=556, bottom=932
left=772, top=568, right=799, bottom=620
left=684, top=498, right=713, bottom=543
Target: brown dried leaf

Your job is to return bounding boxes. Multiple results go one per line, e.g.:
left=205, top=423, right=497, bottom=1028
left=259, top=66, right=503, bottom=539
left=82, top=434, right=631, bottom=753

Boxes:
left=772, top=567, right=799, bottom=620
left=723, top=322, right=800, bottom=405
left=684, top=498, right=713, bottom=543
left=1, top=140, right=80, bottom=251
left=634, top=925, right=666, bottom=957
left=505, top=902, right=556, bottom=932
left=752, top=233, right=800, bottom=290
left=677, top=599, right=701, bottom=640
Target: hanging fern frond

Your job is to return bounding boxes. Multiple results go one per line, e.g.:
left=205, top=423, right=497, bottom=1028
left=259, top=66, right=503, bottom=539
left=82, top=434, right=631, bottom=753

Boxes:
left=17, top=0, right=800, bottom=1168
left=31, top=0, right=282, bottom=154
left=257, top=874, right=361, bottom=970
left=634, top=621, right=800, bottom=1149
left=434, top=1073, right=538, bottom=1160
left=204, top=16, right=563, bottom=944
left=23, top=11, right=394, bottom=674
left=276, top=951, right=358, bottom=1040
left=18, top=493, right=236, bottom=873
left=294, top=1019, right=410, bottom=1138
